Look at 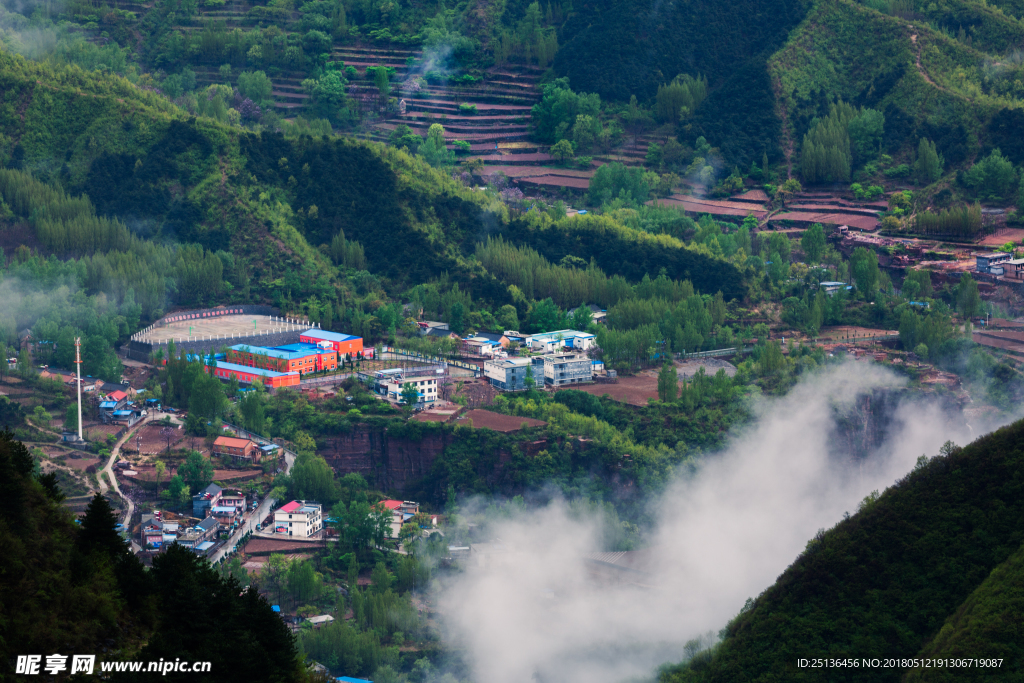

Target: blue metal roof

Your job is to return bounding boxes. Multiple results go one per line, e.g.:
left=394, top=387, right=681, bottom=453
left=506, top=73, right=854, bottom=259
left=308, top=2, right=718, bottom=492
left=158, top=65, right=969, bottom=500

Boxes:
left=229, top=344, right=325, bottom=361
left=301, top=329, right=360, bottom=343
left=337, top=678, right=373, bottom=683
left=112, top=410, right=133, bottom=416
left=99, top=401, right=116, bottom=408
left=271, top=605, right=281, bottom=612
left=208, top=360, right=297, bottom=379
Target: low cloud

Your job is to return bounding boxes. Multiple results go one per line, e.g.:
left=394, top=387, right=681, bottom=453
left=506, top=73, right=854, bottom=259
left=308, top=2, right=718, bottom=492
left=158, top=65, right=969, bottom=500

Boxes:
left=438, top=361, right=1016, bottom=683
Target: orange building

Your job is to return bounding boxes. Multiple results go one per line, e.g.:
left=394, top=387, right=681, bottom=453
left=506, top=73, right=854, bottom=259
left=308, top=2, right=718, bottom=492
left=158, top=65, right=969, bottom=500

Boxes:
left=226, top=343, right=337, bottom=374
left=299, top=329, right=366, bottom=358
left=213, top=436, right=259, bottom=462
left=209, top=360, right=300, bottom=388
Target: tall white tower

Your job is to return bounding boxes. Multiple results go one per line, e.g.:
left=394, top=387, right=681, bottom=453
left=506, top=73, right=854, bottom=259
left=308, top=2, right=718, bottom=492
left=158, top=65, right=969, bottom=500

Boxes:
left=75, top=337, right=83, bottom=441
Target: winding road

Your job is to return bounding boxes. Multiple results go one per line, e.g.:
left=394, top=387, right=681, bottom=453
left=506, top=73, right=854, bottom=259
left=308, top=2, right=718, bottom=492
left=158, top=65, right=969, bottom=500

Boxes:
left=99, top=413, right=297, bottom=562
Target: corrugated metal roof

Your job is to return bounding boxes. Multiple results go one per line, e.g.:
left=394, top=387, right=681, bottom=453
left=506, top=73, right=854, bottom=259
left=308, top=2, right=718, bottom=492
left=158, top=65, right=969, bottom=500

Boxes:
left=301, top=329, right=360, bottom=343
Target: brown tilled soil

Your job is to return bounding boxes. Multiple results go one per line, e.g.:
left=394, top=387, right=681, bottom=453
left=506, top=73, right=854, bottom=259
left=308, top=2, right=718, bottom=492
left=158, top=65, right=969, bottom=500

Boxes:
left=244, top=538, right=326, bottom=555
left=559, top=376, right=660, bottom=406
left=459, top=409, right=546, bottom=432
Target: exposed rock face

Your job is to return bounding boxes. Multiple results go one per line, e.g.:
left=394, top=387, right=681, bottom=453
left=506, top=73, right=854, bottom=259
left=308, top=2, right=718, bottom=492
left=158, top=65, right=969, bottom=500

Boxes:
left=829, top=388, right=966, bottom=461
left=321, top=425, right=451, bottom=492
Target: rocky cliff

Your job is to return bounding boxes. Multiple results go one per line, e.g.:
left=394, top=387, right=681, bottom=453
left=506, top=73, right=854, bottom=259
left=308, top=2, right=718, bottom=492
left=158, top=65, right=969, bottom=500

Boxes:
left=321, top=424, right=452, bottom=492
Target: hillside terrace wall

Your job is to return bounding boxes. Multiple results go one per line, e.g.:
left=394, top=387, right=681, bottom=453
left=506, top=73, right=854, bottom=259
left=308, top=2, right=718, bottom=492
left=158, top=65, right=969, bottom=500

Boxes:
left=321, top=424, right=517, bottom=492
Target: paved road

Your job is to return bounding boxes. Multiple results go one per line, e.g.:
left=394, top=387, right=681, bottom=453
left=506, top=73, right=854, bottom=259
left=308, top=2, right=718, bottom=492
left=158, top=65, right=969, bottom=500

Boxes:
left=207, top=443, right=295, bottom=565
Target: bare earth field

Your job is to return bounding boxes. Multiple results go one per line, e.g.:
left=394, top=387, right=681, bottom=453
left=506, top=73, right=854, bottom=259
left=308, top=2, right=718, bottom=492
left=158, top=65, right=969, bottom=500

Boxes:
left=564, top=376, right=660, bottom=406
left=244, top=538, right=326, bottom=555
left=460, top=409, right=546, bottom=432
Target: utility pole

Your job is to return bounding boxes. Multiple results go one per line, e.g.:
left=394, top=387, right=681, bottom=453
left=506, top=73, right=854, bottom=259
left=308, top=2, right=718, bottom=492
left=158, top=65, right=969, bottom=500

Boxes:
left=74, top=337, right=83, bottom=441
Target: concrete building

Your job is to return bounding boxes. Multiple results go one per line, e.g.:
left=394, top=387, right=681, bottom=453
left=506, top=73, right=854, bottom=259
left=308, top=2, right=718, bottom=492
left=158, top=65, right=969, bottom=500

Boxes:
left=299, top=329, right=365, bottom=358
left=484, top=357, right=544, bottom=392
left=975, top=252, right=1012, bottom=274
left=542, top=353, right=593, bottom=387
left=381, top=375, right=439, bottom=406
left=524, top=330, right=597, bottom=352
left=192, top=483, right=223, bottom=519
left=274, top=500, right=323, bottom=537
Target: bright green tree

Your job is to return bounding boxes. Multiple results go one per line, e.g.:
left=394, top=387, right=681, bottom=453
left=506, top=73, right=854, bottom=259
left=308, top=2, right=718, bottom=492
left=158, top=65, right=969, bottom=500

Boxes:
left=178, top=451, right=213, bottom=493
left=401, top=382, right=420, bottom=408
left=916, top=138, right=943, bottom=184
left=657, top=363, right=678, bottom=402
left=419, top=124, right=454, bottom=167
left=957, top=273, right=982, bottom=320
left=801, top=223, right=826, bottom=263
left=551, top=139, right=575, bottom=165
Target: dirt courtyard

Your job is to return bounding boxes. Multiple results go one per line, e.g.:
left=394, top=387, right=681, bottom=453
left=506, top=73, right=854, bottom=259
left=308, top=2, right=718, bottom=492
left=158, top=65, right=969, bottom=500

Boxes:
left=136, top=314, right=310, bottom=345
left=559, top=359, right=738, bottom=406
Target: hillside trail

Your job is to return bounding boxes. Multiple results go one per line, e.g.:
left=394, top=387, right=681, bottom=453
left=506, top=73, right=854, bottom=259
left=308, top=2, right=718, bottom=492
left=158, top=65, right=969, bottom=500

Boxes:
left=909, top=31, right=963, bottom=99
left=98, top=414, right=158, bottom=527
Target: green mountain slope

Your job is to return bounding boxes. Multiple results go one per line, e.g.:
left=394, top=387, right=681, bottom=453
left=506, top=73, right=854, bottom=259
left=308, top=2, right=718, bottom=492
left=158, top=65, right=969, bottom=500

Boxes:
left=770, top=0, right=1024, bottom=170
left=0, top=49, right=504, bottom=298
left=660, top=421, right=1024, bottom=683
left=554, top=0, right=813, bottom=164
left=1, top=49, right=747, bottom=308
left=904, top=539, right=1024, bottom=681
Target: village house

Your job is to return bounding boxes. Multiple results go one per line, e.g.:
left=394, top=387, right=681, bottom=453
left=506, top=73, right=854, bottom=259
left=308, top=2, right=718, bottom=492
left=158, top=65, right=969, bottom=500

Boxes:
left=192, top=483, right=223, bottom=518
left=176, top=517, right=219, bottom=549
left=210, top=505, right=239, bottom=529
left=273, top=500, right=323, bottom=537
left=381, top=500, right=420, bottom=538
left=212, top=436, right=259, bottom=463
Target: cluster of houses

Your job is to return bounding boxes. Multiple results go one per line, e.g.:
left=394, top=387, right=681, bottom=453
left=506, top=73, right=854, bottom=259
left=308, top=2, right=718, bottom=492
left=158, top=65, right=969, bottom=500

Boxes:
left=484, top=352, right=597, bottom=391
left=204, top=329, right=367, bottom=389
left=138, top=482, right=248, bottom=553
left=97, top=385, right=150, bottom=427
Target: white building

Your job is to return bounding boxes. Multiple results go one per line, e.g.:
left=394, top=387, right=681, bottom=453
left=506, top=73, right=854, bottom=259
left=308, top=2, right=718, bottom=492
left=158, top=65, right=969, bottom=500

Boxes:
left=274, top=500, right=323, bottom=537
left=542, top=353, right=593, bottom=387
left=484, top=356, right=544, bottom=391
left=524, top=330, right=597, bottom=352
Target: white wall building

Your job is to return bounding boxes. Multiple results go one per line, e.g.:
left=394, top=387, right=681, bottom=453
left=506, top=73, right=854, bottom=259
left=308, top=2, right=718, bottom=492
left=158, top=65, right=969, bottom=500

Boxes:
left=274, top=500, right=323, bottom=537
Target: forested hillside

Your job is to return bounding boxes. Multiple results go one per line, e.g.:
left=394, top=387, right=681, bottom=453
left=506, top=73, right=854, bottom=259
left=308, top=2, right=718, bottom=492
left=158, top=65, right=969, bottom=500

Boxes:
left=660, top=424, right=1024, bottom=682
left=770, top=0, right=1024, bottom=174
left=554, top=0, right=812, bottom=163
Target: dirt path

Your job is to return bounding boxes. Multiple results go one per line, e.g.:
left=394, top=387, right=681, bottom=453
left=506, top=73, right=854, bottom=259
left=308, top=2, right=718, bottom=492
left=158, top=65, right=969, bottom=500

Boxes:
left=99, top=414, right=159, bottom=528
left=909, top=32, right=964, bottom=99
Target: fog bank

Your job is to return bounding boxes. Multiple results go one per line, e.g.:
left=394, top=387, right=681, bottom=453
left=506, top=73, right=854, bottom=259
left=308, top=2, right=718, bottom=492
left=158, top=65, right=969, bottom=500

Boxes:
left=438, top=361, right=1014, bottom=683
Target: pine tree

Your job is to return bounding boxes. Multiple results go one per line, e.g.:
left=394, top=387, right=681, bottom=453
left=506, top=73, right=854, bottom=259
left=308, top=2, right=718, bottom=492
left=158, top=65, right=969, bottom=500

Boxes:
left=916, top=138, right=943, bottom=184
left=78, top=492, right=127, bottom=558
left=657, top=363, right=678, bottom=402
